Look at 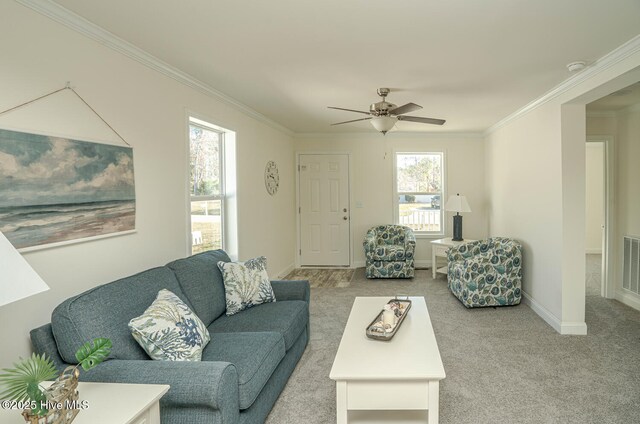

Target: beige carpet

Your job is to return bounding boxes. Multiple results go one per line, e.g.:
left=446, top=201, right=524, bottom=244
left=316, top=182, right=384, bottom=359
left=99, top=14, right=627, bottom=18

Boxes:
left=266, top=265, right=640, bottom=424
left=283, top=268, right=355, bottom=288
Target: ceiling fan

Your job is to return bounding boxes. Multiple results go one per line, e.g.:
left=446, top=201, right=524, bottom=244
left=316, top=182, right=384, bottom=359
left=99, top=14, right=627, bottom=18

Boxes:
left=328, top=88, right=445, bottom=134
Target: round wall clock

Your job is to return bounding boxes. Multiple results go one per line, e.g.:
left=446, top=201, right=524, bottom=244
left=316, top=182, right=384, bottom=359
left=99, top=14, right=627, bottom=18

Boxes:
left=264, top=160, right=279, bottom=195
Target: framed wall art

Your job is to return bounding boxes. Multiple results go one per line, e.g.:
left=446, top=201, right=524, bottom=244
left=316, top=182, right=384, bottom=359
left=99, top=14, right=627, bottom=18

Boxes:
left=0, top=128, right=136, bottom=251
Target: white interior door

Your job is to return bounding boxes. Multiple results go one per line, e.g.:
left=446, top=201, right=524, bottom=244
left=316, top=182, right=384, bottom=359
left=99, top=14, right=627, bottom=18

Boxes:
left=299, top=154, right=350, bottom=266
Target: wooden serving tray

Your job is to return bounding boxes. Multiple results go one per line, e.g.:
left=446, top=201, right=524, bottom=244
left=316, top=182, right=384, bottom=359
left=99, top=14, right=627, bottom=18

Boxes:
left=365, top=297, right=412, bottom=341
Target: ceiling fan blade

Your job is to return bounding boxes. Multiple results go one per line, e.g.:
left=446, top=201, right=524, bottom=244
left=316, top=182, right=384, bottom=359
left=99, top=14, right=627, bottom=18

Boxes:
left=397, top=115, right=446, bottom=125
left=328, top=106, right=372, bottom=115
left=390, top=102, right=422, bottom=116
left=330, top=117, right=372, bottom=126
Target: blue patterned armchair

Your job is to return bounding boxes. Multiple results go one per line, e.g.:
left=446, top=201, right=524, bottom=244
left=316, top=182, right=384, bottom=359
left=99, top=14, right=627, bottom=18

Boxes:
left=364, top=225, right=416, bottom=278
left=447, top=237, right=522, bottom=307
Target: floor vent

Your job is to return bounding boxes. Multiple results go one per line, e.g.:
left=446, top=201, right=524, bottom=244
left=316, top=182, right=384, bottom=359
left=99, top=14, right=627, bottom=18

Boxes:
left=623, top=236, right=640, bottom=295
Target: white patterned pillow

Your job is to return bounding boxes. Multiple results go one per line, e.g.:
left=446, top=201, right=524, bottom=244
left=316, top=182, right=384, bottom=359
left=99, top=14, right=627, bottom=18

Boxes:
left=217, top=256, right=276, bottom=316
left=128, top=289, right=210, bottom=361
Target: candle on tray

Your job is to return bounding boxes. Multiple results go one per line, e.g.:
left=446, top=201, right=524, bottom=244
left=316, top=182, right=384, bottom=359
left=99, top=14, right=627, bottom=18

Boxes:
left=383, top=304, right=395, bottom=327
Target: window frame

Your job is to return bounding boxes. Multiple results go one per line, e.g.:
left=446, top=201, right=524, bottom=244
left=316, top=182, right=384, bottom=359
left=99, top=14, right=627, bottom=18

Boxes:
left=392, top=151, right=446, bottom=237
left=188, top=118, right=225, bottom=254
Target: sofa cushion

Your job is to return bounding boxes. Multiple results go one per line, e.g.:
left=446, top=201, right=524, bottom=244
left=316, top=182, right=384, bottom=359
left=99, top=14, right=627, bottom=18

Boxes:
left=208, top=300, right=308, bottom=351
left=372, top=245, right=406, bottom=261
left=201, top=331, right=285, bottom=410
left=217, top=257, right=276, bottom=316
left=166, top=250, right=231, bottom=326
left=129, top=289, right=210, bottom=361
left=52, top=267, right=191, bottom=364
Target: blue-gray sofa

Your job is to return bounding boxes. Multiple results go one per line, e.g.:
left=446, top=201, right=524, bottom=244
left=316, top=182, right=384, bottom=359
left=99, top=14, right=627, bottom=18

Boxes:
left=30, top=250, right=310, bottom=424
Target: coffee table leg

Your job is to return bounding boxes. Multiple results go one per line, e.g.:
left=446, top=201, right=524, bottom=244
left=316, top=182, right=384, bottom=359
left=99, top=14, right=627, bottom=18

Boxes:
left=427, top=380, right=439, bottom=424
left=336, top=381, right=348, bottom=424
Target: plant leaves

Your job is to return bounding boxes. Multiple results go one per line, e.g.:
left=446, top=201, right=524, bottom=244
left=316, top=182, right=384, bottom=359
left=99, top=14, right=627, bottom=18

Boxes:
left=75, top=338, right=112, bottom=371
left=26, top=382, right=48, bottom=416
left=0, top=353, right=57, bottom=402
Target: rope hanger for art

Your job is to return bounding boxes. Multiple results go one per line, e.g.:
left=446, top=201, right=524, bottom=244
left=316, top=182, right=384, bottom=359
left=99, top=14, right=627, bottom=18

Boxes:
left=0, top=82, right=131, bottom=147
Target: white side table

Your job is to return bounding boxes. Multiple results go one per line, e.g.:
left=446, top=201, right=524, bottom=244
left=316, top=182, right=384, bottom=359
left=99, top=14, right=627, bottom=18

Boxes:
left=430, top=237, right=475, bottom=279
left=0, top=382, right=169, bottom=424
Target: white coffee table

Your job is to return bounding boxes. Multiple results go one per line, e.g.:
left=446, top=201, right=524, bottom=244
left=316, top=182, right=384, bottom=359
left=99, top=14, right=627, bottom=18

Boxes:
left=329, top=297, right=446, bottom=424
left=0, top=382, right=169, bottom=424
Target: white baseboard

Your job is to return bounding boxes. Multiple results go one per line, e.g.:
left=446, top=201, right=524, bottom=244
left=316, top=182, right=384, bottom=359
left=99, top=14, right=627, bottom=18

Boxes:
left=560, top=321, right=588, bottom=335
left=522, top=291, right=587, bottom=335
left=615, top=289, right=640, bottom=311
left=276, top=263, right=295, bottom=279
left=353, top=260, right=365, bottom=268
left=585, top=248, right=602, bottom=254
left=415, top=260, right=432, bottom=268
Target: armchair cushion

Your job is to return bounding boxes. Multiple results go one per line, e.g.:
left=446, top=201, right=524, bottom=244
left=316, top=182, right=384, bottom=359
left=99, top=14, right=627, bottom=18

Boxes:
left=372, top=245, right=406, bottom=261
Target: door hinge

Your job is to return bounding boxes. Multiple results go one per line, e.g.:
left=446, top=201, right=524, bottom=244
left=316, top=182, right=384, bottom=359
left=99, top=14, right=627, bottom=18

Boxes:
left=299, top=249, right=301, bottom=255
left=299, top=206, right=301, bottom=213
left=298, top=164, right=300, bottom=171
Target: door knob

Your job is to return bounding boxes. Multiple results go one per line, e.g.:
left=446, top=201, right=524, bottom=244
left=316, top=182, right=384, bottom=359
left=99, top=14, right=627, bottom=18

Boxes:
left=343, top=208, right=347, bottom=212
left=343, top=216, right=348, bottom=221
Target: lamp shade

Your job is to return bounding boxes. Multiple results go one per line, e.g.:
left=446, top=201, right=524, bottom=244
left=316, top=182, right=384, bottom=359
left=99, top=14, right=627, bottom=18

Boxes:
left=445, top=193, right=471, bottom=213
left=370, top=116, right=397, bottom=134
left=0, top=231, right=49, bottom=307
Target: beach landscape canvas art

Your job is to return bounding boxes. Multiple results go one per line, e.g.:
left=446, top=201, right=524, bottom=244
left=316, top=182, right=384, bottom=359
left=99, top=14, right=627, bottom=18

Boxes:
left=0, top=128, right=135, bottom=250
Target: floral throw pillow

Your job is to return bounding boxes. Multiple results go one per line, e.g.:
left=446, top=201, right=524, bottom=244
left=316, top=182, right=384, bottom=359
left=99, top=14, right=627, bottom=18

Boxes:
left=128, top=289, right=210, bottom=361
left=217, top=256, right=276, bottom=316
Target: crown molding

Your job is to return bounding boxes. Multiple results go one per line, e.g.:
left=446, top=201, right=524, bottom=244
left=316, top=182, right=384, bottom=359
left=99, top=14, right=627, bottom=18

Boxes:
left=485, top=34, right=640, bottom=136
left=15, top=0, right=294, bottom=137
left=295, top=131, right=484, bottom=140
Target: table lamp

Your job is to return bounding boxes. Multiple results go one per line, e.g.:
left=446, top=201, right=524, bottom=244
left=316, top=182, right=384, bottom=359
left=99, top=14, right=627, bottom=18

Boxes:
left=445, top=194, right=471, bottom=241
left=0, top=231, right=49, bottom=307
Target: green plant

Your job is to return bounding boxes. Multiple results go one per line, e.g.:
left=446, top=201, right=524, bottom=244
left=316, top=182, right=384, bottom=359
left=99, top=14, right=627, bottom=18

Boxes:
left=75, top=338, right=112, bottom=371
left=0, top=353, right=58, bottom=415
left=0, top=338, right=112, bottom=416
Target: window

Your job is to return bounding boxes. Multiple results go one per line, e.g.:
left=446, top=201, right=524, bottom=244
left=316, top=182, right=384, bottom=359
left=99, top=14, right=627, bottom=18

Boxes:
left=189, top=118, right=224, bottom=254
left=395, top=152, right=444, bottom=234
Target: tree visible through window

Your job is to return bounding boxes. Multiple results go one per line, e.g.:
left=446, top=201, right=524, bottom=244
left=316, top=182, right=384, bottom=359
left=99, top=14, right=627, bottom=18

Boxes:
left=396, top=153, right=444, bottom=233
left=189, top=120, right=223, bottom=253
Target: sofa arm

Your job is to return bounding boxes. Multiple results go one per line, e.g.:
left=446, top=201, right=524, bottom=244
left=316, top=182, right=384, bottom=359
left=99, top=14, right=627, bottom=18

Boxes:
left=270, top=280, right=310, bottom=303
left=80, top=359, right=238, bottom=413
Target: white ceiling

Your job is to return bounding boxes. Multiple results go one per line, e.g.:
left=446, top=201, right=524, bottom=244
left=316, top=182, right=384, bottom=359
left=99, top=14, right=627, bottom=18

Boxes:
left=50, top=0, right=640, bottom=134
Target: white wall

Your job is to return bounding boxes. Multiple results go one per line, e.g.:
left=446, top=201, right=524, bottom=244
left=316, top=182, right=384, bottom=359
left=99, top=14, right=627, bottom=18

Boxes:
left=614, top=106, right=640, bottom=309
left=585, top=142, right=604, bottom=253
left=485, top=42, right=640, bottom=334
left=295, top=133, right=488, bottom=267
left=0, top=2, right=295, bottom=368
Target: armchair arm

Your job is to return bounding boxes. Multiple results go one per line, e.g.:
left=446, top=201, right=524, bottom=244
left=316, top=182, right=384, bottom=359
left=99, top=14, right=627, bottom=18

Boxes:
left=403, top=228, right=416, bottom=258
left=447, top=240, right=481, bottom=262
left=80, top=359, right=238, bottom=413
left=363, top=228, right=377, bottom=257
left=270, top=280, right=310, bottom=303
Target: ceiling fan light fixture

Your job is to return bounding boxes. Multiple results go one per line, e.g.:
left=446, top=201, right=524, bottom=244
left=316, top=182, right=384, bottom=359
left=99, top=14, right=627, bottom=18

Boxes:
left=370, top=116, right=397, bottom=134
